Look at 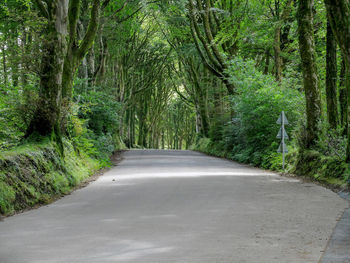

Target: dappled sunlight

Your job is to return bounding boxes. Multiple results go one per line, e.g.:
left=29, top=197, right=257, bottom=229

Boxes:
left=100, top=171, right=277, bottom=181
left=86, top=240, right=174, bottom=262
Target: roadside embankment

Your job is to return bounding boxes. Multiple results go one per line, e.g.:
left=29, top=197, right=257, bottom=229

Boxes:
left=0, top=138, right=103, bottom=216
left=192, top=137, right=350, bottom=190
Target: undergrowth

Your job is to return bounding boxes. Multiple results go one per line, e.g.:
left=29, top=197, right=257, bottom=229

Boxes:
left=192, top=136, right=350, bottom=189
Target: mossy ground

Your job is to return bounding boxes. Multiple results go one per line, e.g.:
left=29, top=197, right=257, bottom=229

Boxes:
left=0, top=137, right=103, bottom=216
left=193, top=137, right=350, bottom=190
left=288, top=149, right=350, bottom=189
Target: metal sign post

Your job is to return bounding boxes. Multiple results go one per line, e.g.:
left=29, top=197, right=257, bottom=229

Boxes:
left=276, top=111, right=289, bottom=170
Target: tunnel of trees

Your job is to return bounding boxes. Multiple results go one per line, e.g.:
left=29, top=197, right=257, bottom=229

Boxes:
left=1, top=0, right=350, bottom=214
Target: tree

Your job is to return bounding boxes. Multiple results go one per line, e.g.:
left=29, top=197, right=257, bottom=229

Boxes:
left=25, top=0, right=69, bottom=137
left=187, top=0, right=237, bottom=95
left=272, top=0, right=293, bottom=82
left=325, top=19, right=338, bottom=129
left=297, top=0, right=322, bottom=148
left=324, top=0, right=350, bottom=161
left=27, top=0, right=113, bottom=137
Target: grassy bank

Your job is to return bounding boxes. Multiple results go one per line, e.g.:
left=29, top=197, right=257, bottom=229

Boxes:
left=192, top=137, right=350, bottom=190
left=0, top=137, right=106, bottom=216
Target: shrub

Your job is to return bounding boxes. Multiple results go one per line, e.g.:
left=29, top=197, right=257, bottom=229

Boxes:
left=224, top=57, right=304, bottom=167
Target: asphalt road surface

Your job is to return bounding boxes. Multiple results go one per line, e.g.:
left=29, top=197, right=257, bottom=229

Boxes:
left=0, top=150, right=349, bottom=263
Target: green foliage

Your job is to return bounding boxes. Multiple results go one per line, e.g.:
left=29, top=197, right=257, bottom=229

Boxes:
left=0, top=180, right=15, bottom=215
left=290, top=149, right=349, bottom=186
left=67, top=81, right=124, bottom=162
left=0, top=83, right=38, bottom=150
left=192, top=137, right=211, bottom=153
left=223, top=57, right=303, bottom=167
left=316, top=124, right=347, bottom=160
left=75, top=87, right=121, bottom=137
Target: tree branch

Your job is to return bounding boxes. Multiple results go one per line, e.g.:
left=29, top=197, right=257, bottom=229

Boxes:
left=188, top=0, right=222, bottom=71
left=68, top=0, right=80, bottom=41
left=34, top=0, right=49, bottom=18
left=77, top=0, right=101, bottom=59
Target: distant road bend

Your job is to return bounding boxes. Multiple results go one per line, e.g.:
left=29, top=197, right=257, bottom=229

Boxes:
left=0, top=150, right=348, bottom=263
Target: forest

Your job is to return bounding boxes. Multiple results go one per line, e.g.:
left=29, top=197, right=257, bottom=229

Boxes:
left=1, top=0, right=350, bottom=215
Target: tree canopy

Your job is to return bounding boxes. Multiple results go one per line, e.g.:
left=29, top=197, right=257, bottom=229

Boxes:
left=1, top=0, right=350, bottom=185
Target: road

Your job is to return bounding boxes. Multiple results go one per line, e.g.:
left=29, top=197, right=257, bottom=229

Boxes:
left=0, top=150, right=348, bottom=263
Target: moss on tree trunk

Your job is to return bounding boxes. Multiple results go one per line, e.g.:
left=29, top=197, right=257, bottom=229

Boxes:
left=326, top=20, right=338, bottom=129
left=26, top=0, right=69, bottom=137
left=297, top=0, right=322, bottom=148
left=325, top=0, right=350, bottom=161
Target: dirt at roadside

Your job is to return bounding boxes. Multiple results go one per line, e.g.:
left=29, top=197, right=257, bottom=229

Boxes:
left=77, top=150, right=125, bottom=188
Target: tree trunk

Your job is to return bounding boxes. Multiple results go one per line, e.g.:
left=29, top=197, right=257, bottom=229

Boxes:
left=339, top=57, right=348, bottom=131
left=78, top=57, right=88, bottom=80
left=21, top=30, right=29, bottom=87
left=326, top=20, right=338, bottom=129
left=61, top=52, right=78, bottom=107
left=26, top=0, right=69, bottom=137
left=188, top=0, right=235, bottom=95
left=26, top=0, right=104, bottom=136
left=264, top=48, right=270, bottom=75
left=274, top=26, right=282, bottom=82
left=297, top=0, right=322, bottom=148
left=198, top=90, right=209, bottom=137
left=273, top=0, right=293, bottom=82
left=87, top=48, right=95, bottom=85
left=2, top=43, right=7, bottom=88
left=189, top=62, right=209, bottom=137
left=324, top=0, right=350, bottom=161
left=346, top=64, right=350, bottom=161
left=10, top=34, right=20, bottom=87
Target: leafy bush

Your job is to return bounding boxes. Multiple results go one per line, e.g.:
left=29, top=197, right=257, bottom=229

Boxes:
left=73, top=81, right=121, bottom=137
left=223, top=57, right=304, bottom=167
left=0, top=83, right=38, bottom=150
left=66, top=81, right=125, bottom=162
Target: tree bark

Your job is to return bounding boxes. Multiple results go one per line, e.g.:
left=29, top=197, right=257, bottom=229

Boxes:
left=189, top=62, right=209, bottom=137
left=26, top=0, right=69, bottom=137
left=297, top=0, right=322, bottom=148
left=2, top=43, right=8, bottom=88
left=274, top=26, right=282, bottom=81
left=28, top=0, right=110, bottom=136
left=21, top=29, right=29, bottom=87
left=9, top=33, right=20, bottom=87
left=264, top=48, right=270, bottom=75
left=324, top=0, right=350, bottom=161
left=273, top=0, right=293, bottom=82
left=326, top=20, right=339, bottom=129
left=62, top=0, right=101, bottom=101
left=339, top=57, right=348, bottom=131
left=87, top=48, right=95, bottom=84
left=187, top=0, right=235, bottom=95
